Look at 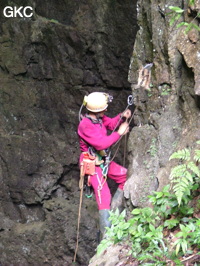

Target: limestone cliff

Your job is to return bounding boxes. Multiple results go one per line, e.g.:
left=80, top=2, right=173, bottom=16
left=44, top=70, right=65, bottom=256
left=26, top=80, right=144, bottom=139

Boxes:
left=124, top=0, right=200, bottom=209
left=89, top=0, right=200, bottom=264
left=0, top=1, right=137, bottom=265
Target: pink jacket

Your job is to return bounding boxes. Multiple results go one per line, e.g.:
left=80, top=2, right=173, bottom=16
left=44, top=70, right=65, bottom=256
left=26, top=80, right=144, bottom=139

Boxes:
left=78, top=114, right=122, bottom=152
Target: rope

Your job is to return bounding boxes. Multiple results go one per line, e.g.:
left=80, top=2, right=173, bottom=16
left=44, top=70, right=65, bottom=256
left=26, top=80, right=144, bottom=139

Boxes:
left=123, top=134, right=127, bottom=167
left=111, top=95, right=134, bottom=134
left=74, top=170, right=84, bottom=262
left=78, top=103, right=84, bottom=122
left=102, top=94, right=135, bottom=165
left=96, top=172, right=107, bottom=204
left=74, top=95, right=135, bottom=261
left=110, top=106, right=137, bottom=163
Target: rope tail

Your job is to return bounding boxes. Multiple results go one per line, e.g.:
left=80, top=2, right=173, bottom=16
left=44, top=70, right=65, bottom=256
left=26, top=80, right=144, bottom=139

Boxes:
left=74, top=168, right=85, bottom=262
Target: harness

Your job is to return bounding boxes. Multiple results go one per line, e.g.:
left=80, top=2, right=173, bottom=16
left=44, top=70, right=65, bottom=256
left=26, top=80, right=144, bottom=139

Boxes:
left=79, top=138, right=109, bottom=203
left=74, top=94, right=135, bottom=262
left=79, top=94, right=135, bottom=198
left=74, top=130, right=109, bottom=263
left=74, top=66, right=153, bottom=262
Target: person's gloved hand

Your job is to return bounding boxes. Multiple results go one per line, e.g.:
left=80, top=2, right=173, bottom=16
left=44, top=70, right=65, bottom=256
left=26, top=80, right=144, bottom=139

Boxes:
left=123, top=109, right=131, bottom=119
left=118, top=122, right=129, bottom=136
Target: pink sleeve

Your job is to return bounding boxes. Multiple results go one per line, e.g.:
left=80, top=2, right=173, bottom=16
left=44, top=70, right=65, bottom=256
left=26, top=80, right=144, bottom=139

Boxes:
left=102, top=114, right=122, bottom=131
left=78, top=122, right=120, bottom=150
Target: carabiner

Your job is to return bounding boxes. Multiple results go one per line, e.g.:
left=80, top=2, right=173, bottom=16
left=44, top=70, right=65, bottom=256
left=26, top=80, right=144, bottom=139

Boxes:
left=102, top=164, right=109, bottom=177
left=127, top=95, right=134, bottom=106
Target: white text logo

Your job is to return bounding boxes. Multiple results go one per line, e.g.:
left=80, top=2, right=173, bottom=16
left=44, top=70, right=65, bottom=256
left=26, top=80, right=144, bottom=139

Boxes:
left=3, top=6, right=33, bottom=18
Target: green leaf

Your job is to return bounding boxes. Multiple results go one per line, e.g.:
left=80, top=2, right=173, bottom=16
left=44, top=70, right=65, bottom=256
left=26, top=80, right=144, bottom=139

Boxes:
left=121, top=223, right=130, bottom=230
left=191, top=23, right=200, bottom=32
left=179, top=224, right=186, bottom=231
left=145, top=232, right=153, bottom=238
left=169, top=15, right=176, bottom=26
left=132, top=208, right=141, bottom=215
left=187, top=161, right=200, bottom=177
left=180, top=177, right=189, bottom=186
left=177, top=22, right=189, bottom=28
left=175, top=13, right=182, bottom=23
left=175, top=242, right=181, bottom=255
left=163, top=184, right=170, bottom=192
left=116, top=208, right=120, bottom=216
left=97, top=239, right=113, bottom=255
left=169, top=6, right=184, bottom=13
left=120, top=209, right=126, bottom=218
left=160, top=205, right=167, bottom=213
left=184, top=170, right=194, bottom=183
left=164, top=218, right=179, bottom=229
left=194, top=150, right=200, bottom=163
left=137, top=224, right=143, bottom=234
left=155, top=191, right=163, bottom=198
left=143, top=207, right=153, bottom=217
left=181, top=239, right=188, bottom=254
left=173, top=180, right=187, bottom=190
left=117, top=229, right=123, bottom=240
left=169, top=148, right=190, bottom=161
left=188, top=222, right=196, bottom=232
left=170, top=165, right=187, bottom=179
left=185, top=23, right=193, bottom=34
left=189, top=0, right=195, bottom=5
left=149, top=224, right=155, bottom=232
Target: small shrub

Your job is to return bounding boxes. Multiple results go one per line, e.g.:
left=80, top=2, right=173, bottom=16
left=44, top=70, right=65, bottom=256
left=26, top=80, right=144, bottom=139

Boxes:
left=97, top=142, right=200, bottom=264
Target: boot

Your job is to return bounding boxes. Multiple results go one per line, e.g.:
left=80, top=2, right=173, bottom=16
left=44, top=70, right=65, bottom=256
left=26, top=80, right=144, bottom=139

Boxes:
left=110, top=188, right=124, bottom=212
left=99, top=209, right=111, bottom=240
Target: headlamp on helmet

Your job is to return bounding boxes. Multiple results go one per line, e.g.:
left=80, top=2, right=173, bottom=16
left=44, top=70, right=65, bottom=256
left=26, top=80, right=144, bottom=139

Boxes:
left=83, top=92, right=113, bottom=113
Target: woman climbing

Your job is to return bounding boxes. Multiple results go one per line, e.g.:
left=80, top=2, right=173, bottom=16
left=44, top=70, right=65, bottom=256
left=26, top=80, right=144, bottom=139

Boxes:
left=77, top=91, right=131, bottom=238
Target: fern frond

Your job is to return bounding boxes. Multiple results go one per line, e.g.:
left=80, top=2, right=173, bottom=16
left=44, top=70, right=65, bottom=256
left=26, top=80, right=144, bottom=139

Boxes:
left=170, top=167, right=194, bottom=205
left=175, top=190, right=184, bottom=206
left=194, top=150, right=200, bottom=164
left=170, top=178, right=181, bottom=185
left=184, top=170, right=194, bottom=183
left=172, top=182, right=190, bottom=205
left=173, top=180, right=188, bottom=190
left=173, top=185, right=186, bottom=194
left=170, top=165, right=187, bottom=179
left=187, top=161, right=200, bottom=177
left=169, top=145, right=200, bottom=205
left=173, top=177, right=189, bottom=187
left=169, top=148, right=190, bottom=161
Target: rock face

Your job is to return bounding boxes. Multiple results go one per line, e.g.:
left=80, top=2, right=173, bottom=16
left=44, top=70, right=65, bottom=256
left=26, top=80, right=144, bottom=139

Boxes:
left=124, top=0, right=200, bottom=208
left=0, top=1, right=137, bottom=265
left=89, top=0, right=200, bottom=264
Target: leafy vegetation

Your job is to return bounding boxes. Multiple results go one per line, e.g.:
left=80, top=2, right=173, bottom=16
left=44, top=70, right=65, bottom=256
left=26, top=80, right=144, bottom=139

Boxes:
left=147, top=138, right=157, bottom=157
left=97, top=142, right=200, bottom=265
left=169, top=146, right=200, bottom=206
left=168, top=2, right=200, bottom=33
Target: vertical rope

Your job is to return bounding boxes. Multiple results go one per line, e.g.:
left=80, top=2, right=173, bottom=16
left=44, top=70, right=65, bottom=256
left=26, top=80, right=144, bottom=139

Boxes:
left=123, top=134, right=127, bottom=167
left=74, top=173, right=84, bottom=262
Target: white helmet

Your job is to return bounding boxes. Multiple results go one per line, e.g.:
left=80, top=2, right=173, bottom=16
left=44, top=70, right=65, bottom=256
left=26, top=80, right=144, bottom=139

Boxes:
left=83, top=92, right=113, bottom=112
